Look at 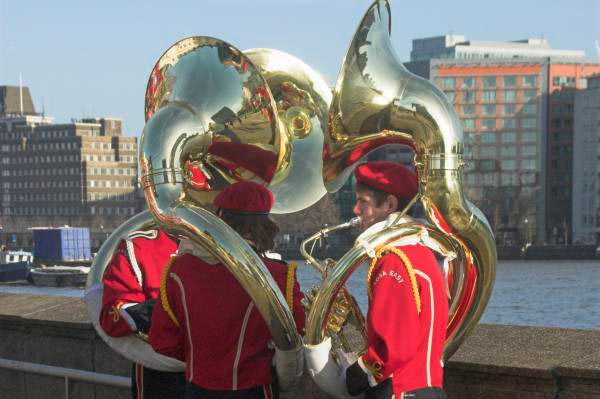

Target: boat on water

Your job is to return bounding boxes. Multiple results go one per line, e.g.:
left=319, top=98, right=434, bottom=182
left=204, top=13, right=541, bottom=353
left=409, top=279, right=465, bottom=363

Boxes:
left=29, top=266, right=89, bottom=288
left=0, top=249, right=33, bottom=282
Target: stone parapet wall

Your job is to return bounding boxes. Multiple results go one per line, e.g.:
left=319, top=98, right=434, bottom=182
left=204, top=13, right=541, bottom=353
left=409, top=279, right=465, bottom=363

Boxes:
left=0, top=293, right=598, bottom=398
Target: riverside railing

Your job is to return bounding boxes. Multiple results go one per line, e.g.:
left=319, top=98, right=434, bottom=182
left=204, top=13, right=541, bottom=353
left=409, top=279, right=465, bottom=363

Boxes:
left=0, top=357, right=130, bottom=399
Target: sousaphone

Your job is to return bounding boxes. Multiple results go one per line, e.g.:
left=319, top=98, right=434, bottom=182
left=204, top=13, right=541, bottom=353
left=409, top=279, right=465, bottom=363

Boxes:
left=86, top=37, right=332, bottom=387
left=304, top=1, right=497, bottom=394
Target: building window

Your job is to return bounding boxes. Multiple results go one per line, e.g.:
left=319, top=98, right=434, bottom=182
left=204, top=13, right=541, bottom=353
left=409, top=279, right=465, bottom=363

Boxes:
left=522, top=145, right=537, bottom=156
left=480, top=146, right=496, bottom=157
left=501, top=160, right=516, bottom=171
left=440, top=77, right=455, bottom=89
left=462, top=91, right=475, bottom=103
left=522, top=118, right=537, bottom=129
left=522, top=90, right=537, bottom=102
left=522, top=104, right=537, bottom=115
left=503, top=104, right=516, bottom=115
left=481, top=91, right=496, bottom=103
left=522, top=159, right=537, bottom=170
left=504, top=76, right=517, bottom=87
left=502, top=132, right=517, bottom=143
left=481, top=132, right=496, bottom=144
left=504, top=90, right=516, bottom=103
left=461, top=77, right=475, bottom=89
left=501, top=146, right=516, bottom=156
left=462, top=119, right=475, bottom=130
left=481, top=160, right=496, bottom=171
left=481, top=119, right=496, bottom=130
left=501, top=118, right=517, bottom=129
left=522, top=75, right=537, bottom=87
left=522, top=132, right=537, bottom=142
left=483, top=105, right=496, bottom=116
left=483, top=76, right=496, bottom=88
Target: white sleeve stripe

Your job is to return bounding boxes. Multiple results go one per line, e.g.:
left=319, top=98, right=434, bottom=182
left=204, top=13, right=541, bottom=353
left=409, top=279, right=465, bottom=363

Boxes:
left=232, top=302, right=255, bottom=389
left=414, top=269, right=434, bottom=387
left=126, top=239, right=143, bottom=288
left=171, top=272, right=194, bottom=383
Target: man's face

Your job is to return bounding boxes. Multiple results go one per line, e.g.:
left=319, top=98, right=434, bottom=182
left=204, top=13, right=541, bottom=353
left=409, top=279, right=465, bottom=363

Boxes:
left=353, top=188, right=396, bottom=230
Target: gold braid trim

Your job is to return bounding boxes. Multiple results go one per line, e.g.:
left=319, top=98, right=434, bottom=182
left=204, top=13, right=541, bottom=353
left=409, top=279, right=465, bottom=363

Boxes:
left=159, top=256, right=180, bottom=328
left=285, top=261, right=297, bottom=309
left=367, top=245, right=421, bottom=314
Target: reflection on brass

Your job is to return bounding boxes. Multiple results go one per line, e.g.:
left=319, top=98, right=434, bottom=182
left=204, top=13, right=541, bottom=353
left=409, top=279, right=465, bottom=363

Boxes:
left=300, top=217, right=367, bottom=360
left=245, top=48, right=330, bottom=213
left=304, top=0, right=497, bottom=360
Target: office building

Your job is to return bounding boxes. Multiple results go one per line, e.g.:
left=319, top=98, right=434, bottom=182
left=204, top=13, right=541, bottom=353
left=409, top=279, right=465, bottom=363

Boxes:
left=572, top=75, right=600, bottom=244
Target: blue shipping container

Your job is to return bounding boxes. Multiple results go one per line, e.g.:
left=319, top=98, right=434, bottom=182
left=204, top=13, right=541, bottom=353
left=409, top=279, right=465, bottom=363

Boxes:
left=32, top=227, right=92, bottom=262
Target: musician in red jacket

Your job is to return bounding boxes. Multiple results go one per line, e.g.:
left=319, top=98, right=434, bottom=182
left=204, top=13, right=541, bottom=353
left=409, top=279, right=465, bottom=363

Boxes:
left=346, top=161, right=448, bottom=399
left=100, top=228, right=185, bottom=399
left=149, top=181, right=305, bottom=399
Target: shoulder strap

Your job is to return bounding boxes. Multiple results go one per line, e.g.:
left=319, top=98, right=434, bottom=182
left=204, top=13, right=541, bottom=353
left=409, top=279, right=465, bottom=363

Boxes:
left=125, top=239, right=143, bottom=287
left=285, top=261, right=298, bottom=309
left=366, top=245, right=421, bottom=314
left=159, top=256, right=180, bottom=327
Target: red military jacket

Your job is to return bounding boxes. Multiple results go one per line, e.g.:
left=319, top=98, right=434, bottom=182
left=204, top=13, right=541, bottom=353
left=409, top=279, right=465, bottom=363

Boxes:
left=99, top=229, right=178, bottom=337
left=360, top=244, right=448, bottom=395
left=149, top=253, right=305, bottom=390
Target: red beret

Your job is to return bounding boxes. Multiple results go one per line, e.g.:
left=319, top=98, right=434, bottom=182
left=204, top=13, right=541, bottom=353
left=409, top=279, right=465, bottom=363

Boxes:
left=213, top=181, right=274, bottom=214
left=355, top=161, right=418, bottom=200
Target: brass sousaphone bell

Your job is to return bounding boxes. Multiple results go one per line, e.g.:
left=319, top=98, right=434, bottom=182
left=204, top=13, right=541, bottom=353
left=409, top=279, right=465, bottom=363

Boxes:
left=304, top=1, right=497, bottom=394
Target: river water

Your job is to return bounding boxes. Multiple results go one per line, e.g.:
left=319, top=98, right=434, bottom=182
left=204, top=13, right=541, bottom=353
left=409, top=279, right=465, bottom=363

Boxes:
left=1, top=260, right=598, bottom=330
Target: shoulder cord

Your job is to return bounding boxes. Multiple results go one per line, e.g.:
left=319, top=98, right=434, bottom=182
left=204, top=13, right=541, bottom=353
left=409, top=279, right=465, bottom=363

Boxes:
left=366, top=245, right=421, bottom=314
left=159, top=256, right=180, bottom=328
left=285, top=261, right=298, bottom=309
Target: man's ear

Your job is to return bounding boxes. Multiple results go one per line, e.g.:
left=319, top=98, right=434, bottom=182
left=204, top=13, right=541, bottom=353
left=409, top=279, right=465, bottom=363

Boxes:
left=386, top=195, right=398, bottom=213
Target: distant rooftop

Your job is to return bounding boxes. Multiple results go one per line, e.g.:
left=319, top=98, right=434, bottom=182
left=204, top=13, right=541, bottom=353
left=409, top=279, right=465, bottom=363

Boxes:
left=0, top=86, right=36, bottom=116
left=410, top=34, right=586, bottom=62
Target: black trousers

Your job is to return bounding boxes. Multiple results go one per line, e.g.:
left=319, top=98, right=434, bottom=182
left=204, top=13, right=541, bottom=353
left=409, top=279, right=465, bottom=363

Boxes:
left=185, top=383, right=278, bottom=399
left=131, top=363, right=186, bottom=399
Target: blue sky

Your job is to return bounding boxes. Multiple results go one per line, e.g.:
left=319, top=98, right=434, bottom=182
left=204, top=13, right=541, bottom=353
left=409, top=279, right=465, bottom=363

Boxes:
left=1, top=0, right=599, bottom=137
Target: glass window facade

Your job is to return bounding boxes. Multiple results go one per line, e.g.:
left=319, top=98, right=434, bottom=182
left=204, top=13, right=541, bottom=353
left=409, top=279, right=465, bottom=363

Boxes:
left=522, top=118, right=537, bottom=129
left=503, top=104, right=516, bottom=115
left=503, top=76, right=517, bottom=87
left=482, top=91, right=496, bottom=103
left=522, top=90, right=537, bottom=102
left=461, top=77, right=475, bottom=89
left=481, top=132, right=496, bottom=143
left=522, top=75, right=537, bottom=87
left=502, top=160, right=516, bottom=170
left=504, top=90, right=516, bottom=102
left=463, top=91, right=475, bottom=103
left=502, top=132, right=517, bottom=143
left=463, top=105, right=475, bottom=115
left=481, top=119, right=496, bottom=130
left=521, top=145, right=537, bottom=156
left=522, top=104, right=537, bottom=115
left=483, top=76, right=496, bottom=88
left=483, top=105, right=496, bottom=115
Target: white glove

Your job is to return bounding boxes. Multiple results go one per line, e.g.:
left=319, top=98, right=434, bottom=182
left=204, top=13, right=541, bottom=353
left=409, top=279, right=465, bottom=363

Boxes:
left=304, top=337, right=352, bottom=399
left=274, top=345, right=304, bottom=391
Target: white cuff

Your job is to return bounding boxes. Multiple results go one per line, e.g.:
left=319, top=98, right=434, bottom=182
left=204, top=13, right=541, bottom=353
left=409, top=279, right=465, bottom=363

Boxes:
left=305, top=338, right=352, bottom=399
left=274, top=345, right=303, bottom=391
